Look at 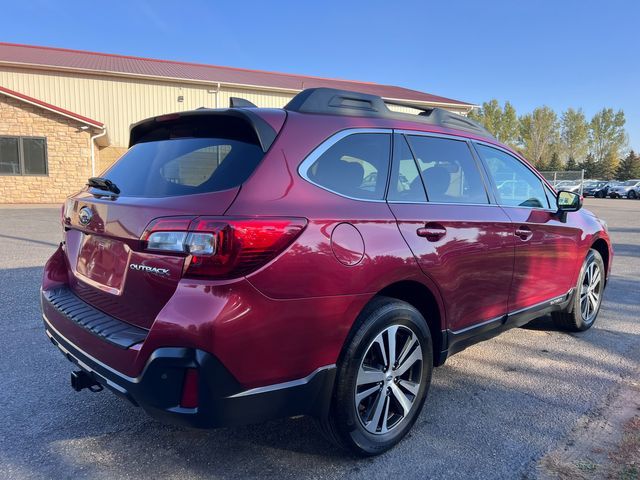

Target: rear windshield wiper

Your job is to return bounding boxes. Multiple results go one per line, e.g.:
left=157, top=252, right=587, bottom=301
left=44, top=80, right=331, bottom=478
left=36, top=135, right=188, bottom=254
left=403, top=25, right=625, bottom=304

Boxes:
left=87, top=177, right=121, bottom=195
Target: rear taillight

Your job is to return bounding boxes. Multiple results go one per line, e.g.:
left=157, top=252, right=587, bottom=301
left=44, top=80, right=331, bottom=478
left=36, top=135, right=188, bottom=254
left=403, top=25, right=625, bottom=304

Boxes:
left=141, top=216, right=307, bottom=279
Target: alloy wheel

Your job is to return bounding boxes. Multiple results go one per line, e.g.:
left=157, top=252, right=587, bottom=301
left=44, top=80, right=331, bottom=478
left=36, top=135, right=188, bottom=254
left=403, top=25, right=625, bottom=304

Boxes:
left=580, top=261, right=602, bottom=323
left=355, top=325, right=423, bottom=434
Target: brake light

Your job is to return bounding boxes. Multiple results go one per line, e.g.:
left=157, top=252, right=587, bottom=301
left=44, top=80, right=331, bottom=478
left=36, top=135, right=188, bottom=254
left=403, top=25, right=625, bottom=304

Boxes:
left=141, top=216, right=307, bottom=279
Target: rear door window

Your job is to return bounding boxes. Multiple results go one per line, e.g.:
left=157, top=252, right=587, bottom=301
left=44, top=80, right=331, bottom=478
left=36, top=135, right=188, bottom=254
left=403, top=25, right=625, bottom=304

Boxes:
left=102, top=137, right=263, bottom=197
left=406, top=135, right=489, bottom=204
left=305, top=133, right=391, bottom=200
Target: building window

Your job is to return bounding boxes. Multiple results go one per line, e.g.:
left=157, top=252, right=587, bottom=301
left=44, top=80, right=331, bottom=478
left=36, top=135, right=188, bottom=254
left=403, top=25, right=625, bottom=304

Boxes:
left=0, top=136, right=48, bottom=176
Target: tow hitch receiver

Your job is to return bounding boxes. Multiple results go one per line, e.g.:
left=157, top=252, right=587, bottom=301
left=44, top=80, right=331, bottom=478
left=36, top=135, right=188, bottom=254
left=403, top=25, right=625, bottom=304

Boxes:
left=71, top=370, right=104, bottom=392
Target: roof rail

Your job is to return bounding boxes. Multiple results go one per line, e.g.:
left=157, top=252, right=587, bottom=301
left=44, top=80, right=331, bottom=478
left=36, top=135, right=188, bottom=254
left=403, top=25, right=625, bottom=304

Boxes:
left=284, top=88, right=492, bottom=139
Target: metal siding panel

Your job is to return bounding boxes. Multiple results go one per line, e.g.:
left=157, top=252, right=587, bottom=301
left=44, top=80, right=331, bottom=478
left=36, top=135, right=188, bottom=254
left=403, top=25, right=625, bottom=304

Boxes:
left=0, top=68, right=468, bottom=147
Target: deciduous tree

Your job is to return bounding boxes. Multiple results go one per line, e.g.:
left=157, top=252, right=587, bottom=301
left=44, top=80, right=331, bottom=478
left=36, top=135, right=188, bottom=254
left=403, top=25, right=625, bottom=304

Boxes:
left=598, top=149, right=620, bottom=179
left=519, top=106, right=560, bottom=168
left=468, top=99, right=518, bottom=147
left=589, top=108, right=627, bottom=164
left=499, top=102, right=519, bottom=146
left=561, top=108, right=589, bottom=165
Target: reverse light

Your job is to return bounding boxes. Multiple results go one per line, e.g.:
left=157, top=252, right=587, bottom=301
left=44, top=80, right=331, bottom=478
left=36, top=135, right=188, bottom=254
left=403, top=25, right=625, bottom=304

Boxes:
left=141, top=216, right=307, bottom=279
left=147, top=231, right=188, bottom=252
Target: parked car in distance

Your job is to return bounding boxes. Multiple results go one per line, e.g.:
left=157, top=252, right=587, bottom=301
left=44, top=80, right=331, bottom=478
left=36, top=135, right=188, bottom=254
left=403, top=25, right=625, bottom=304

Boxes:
left=553, top=180, right=575, bottom=188
left=582, top=180, right=608, bottom=197
left=609, top=179, right=640, bottom=199
left=41, top=88, right=613, bottom=456
left=553, top=180, right=582, bottom=193
left=591, top=181, right=621, bottom=198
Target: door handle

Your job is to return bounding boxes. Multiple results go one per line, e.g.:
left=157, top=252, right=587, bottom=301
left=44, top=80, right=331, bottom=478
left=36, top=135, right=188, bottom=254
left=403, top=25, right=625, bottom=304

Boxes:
left=417, top=223, right=447, bottom=242
left=515, top=225, right=533, bottom=241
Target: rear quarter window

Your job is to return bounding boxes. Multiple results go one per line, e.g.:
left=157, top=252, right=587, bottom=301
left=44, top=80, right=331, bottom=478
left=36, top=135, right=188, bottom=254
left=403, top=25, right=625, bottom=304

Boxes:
left=304, top=133, right=391, bottom=200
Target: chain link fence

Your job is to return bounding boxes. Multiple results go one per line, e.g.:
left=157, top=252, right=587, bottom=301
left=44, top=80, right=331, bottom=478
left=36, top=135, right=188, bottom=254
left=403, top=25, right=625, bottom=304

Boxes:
left=538, top=170, right=586, bottom=194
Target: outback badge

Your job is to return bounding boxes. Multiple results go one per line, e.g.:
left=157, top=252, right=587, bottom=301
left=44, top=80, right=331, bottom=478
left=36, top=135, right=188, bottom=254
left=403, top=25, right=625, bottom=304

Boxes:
left=129, top=263, right=170, bottom=277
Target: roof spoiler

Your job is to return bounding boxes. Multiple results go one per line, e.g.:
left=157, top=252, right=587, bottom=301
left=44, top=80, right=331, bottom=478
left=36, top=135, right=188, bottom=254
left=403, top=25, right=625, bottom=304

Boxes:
left=129, top=108, right=278, bottom=152
left=229, top=97, right=258, bottom=108
left=284, top=88, right=493, bottom=139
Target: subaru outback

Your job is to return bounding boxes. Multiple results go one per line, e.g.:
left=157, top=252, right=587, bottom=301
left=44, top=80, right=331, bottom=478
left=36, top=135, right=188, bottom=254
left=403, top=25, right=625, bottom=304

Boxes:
left=41, top=88, right=612, bottom=455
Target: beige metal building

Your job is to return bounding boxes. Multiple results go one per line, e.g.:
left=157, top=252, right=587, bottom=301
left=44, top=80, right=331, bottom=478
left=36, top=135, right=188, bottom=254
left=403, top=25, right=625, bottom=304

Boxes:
left=0, top=42, right=475, bottom=203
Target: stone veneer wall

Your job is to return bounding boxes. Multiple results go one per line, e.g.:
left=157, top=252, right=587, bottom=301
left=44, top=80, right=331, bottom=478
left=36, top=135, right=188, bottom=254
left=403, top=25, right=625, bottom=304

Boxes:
left=97, top=145, right=127, bottom=174
left=0, top=95, right=96, bottom=203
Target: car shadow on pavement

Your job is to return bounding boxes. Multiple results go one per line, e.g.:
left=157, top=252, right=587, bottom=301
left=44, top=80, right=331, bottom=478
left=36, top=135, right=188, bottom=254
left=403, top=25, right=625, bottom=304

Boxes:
left=1, top=236, right=639, bottom=478
left=7, top=334, right=639, bottom=480
left=2, top=298, right=639, bottom=479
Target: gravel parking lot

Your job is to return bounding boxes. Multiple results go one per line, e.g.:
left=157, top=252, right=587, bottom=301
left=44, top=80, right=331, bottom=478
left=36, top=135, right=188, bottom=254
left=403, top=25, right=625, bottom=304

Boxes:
left=0, top=198, right=638, bottom=479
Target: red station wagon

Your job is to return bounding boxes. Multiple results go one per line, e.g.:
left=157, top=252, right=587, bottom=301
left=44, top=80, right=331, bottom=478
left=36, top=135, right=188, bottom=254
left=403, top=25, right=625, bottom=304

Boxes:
left=41, top=88, right=613, bottom=455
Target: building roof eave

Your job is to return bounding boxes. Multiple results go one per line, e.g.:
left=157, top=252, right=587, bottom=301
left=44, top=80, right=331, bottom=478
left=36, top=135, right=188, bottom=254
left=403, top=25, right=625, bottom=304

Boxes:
left=0, top=84, right=105, bottom=129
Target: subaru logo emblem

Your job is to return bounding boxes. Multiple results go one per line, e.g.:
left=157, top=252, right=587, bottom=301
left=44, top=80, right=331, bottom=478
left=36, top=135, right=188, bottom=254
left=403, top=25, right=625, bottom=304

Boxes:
left=78, top=207, right=93, bottom=226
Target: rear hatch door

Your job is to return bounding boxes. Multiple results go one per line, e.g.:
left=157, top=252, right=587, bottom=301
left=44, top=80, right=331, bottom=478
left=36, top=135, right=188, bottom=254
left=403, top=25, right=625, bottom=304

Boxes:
left=62, top=109, right=284, bottom=329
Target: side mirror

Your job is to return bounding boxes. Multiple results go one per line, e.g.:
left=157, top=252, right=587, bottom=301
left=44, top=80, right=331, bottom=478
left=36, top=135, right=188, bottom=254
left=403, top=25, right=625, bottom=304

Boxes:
left=557, top=190, right=582, bottom=212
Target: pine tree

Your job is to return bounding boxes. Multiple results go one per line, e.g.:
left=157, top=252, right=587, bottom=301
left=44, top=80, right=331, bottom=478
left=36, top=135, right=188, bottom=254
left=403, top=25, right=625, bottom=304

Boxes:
left=565, top=156, right=578, bottom=171
left=547, top=151, right=562, bottom=171
left=579, top=154, right=597, bottom=178
left=616, top=150, right=640, bottom=180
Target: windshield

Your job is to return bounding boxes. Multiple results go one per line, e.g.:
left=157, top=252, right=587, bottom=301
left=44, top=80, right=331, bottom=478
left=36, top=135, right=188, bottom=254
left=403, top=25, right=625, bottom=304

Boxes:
left=622, top=180, right=639, bottom=186
left=99, top=137, right=264, bottom=197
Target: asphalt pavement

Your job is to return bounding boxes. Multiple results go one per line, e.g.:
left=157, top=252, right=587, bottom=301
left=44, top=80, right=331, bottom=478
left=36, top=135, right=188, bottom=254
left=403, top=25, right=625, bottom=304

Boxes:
left=0, top=198, right=638, bottom=479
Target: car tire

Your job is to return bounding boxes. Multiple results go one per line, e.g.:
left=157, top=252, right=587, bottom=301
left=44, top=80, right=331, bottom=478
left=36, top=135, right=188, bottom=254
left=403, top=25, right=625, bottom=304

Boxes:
left=319, top=296, right=433, bottom=456
left=628, top=190, right=637, bottom=199
left=552, top=249, right=605, bottom=332
left=595, top=191, right=603, bottom=198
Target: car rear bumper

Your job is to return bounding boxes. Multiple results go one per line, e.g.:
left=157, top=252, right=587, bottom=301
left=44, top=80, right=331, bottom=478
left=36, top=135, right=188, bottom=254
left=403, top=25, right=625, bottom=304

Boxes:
left=43, top=309, right=336, bottom=429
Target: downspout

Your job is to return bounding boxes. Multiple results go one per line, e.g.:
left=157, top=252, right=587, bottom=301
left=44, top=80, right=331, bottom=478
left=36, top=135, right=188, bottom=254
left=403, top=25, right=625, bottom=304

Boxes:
left=215, top=82, right=221, bottom=108
left=90, top=127, right=107, bottom=177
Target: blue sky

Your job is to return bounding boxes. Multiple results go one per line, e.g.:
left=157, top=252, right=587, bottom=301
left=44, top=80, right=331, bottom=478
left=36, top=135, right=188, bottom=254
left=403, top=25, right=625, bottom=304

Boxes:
left=3, top=0, right=639, bottom=150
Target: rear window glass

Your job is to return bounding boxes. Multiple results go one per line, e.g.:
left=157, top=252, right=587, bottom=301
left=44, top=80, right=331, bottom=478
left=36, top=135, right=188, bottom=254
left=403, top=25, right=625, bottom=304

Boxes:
left=100, top=138, right=263, bottom=197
